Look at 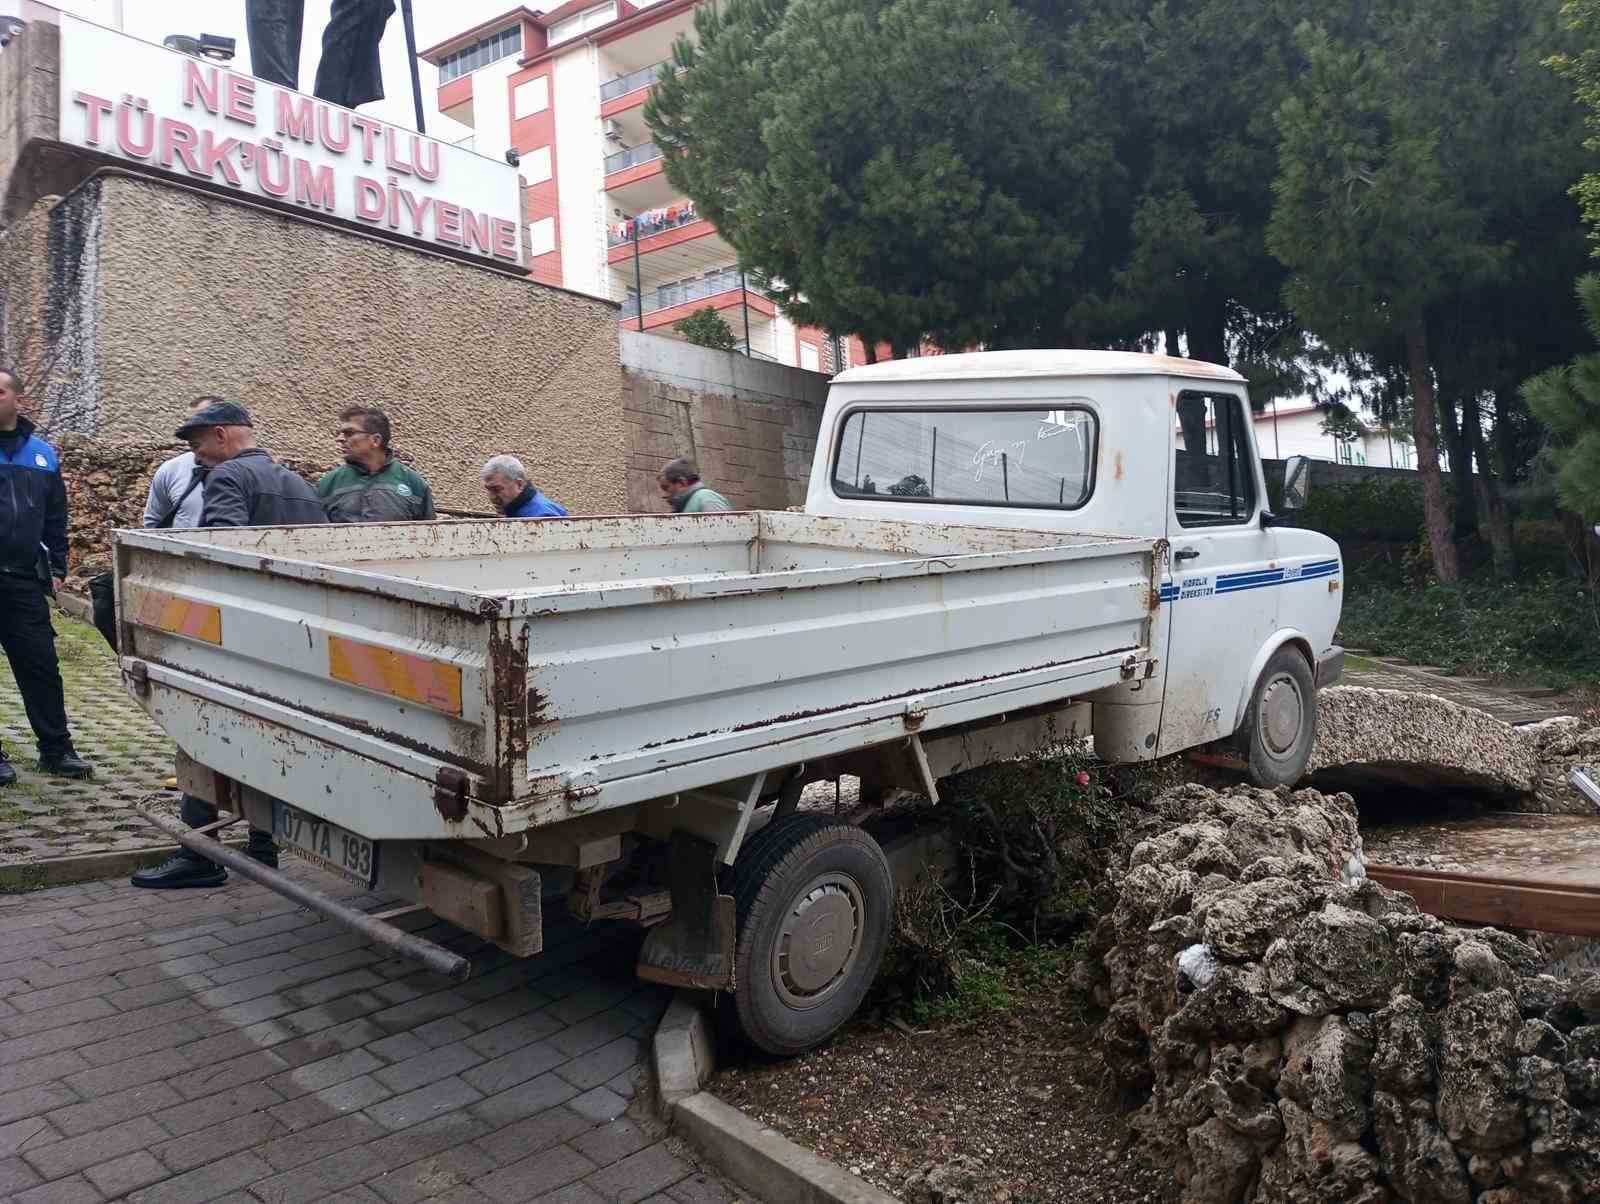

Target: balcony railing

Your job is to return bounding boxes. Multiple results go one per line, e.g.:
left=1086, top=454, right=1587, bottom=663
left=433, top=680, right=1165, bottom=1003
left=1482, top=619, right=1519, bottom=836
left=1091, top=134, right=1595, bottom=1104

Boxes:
left=604, top=142, right=664, bottom=175
left=600, top=60, right=673, bottom=102
left=608, top=203, right=701, bottom=247
left=617, top=267, right=750, bottom=320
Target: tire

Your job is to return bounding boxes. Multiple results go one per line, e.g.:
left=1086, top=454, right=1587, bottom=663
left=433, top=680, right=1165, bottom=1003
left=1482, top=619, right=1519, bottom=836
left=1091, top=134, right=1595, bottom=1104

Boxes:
left=720, top=814, right=894, bottom=1056
left=1237, top=646, right=1318, bottom=788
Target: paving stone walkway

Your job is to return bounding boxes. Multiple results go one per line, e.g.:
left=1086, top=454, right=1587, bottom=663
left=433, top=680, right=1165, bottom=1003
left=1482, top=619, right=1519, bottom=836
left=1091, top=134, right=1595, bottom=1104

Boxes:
left=0, top=609, right=178, bottom=866
left=1340, top=655, right=1569, bottom=725
left=0, top=860, right=746, bottom=1204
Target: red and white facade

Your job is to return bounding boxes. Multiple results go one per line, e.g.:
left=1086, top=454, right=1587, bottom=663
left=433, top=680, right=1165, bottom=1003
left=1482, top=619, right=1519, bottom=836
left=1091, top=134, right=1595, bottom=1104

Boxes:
left=420, top=3, right=873, bottom=371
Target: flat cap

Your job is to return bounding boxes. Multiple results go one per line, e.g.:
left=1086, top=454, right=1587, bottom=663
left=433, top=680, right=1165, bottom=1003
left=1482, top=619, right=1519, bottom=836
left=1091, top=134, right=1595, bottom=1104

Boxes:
left=176, top=400, right=253, bottom=438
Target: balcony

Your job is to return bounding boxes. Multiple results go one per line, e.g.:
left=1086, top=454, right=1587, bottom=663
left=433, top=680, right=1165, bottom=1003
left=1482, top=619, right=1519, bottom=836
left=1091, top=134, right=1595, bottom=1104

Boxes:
left=617, top=267, right=754, bottom=321
left=600, top=59, right=674, bottom=103
left=607, top=203, right=701, bottom=247
left=604, top=141, right=664, bottom=175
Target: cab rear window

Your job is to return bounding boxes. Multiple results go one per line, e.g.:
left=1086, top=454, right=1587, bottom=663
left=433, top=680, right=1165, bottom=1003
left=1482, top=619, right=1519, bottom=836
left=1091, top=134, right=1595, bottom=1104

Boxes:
left=830, top=406, right=1097, bottom=510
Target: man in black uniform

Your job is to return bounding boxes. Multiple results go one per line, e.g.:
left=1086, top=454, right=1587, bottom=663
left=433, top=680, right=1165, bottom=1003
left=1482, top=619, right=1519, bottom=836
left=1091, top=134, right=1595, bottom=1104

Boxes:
left=132, top=400, right=328, bottom=888
left=0, top=369, right=91, bottom=786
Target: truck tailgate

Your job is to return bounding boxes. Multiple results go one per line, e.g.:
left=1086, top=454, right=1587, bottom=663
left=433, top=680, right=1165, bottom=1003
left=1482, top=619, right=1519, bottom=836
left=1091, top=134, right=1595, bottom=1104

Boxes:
left=115, top=513, right=1159, bottom=839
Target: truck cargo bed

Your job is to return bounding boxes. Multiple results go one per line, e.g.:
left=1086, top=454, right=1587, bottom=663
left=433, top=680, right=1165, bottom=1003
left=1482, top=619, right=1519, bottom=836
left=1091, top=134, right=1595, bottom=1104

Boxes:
left=115, top=512, right=1159, bottom=839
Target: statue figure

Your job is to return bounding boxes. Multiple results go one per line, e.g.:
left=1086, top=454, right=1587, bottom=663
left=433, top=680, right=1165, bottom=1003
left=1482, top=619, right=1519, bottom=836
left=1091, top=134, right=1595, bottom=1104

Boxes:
left=244, top=0, right=397, bottom=110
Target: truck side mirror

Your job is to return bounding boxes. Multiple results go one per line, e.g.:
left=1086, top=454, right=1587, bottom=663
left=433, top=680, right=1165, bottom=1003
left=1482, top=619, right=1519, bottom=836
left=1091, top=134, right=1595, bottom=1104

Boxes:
left=1282, top=456, right=1311, bottom=511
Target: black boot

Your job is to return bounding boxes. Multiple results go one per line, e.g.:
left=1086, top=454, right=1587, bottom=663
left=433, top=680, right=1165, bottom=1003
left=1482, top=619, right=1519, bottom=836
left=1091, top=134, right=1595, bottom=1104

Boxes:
left=0, top=748, right=14, bottom=788
left=39, top=748, right=92, bottom=780
left=131, top=849, right=227, bottom=889
left=246, top=828, right=280, bottom=869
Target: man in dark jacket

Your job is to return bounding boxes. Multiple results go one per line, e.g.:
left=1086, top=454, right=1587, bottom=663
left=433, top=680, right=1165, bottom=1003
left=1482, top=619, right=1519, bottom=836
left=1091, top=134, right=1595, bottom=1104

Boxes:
left=132, top=400, right=326, bottom=889
left=318, top=405, right=436, bottom=522
left=0, top=369, right=91, bottom=786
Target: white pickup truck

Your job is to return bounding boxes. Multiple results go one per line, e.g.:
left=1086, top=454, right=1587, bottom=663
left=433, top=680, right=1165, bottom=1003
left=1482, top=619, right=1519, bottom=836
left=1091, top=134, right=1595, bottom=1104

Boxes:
left=114, top=349, right=1342, bottom=1054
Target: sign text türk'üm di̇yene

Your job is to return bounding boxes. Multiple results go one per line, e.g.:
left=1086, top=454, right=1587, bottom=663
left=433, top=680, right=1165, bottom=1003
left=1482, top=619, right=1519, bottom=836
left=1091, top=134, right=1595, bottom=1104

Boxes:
left=58, top=16, right=523, bottom=264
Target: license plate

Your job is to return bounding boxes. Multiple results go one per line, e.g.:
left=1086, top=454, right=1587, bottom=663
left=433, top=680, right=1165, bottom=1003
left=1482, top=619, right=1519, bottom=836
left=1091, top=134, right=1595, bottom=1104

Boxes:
left=272, top=802, right=378, bottom=889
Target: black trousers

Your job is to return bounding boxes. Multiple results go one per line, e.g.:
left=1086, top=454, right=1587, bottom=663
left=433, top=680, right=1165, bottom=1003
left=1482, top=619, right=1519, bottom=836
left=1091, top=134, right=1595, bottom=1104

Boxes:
left=0, top=574, right=71, bottom=759
left=245, top=0, right=396, bottom=109
left=180, top=792, right=278, bottom=859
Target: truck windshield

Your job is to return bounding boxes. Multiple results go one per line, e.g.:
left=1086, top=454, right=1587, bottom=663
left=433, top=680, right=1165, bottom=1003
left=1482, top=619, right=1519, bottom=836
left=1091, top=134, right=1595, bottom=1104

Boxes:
left=831, top=406, right=1097, bottom=509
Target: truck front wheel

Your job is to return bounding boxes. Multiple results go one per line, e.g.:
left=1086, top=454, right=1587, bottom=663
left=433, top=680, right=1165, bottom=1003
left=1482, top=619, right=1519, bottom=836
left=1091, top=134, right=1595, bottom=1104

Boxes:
left=1238, top=646, right=1317, bottom=788
left=723, top=815, right=893, bottom=1056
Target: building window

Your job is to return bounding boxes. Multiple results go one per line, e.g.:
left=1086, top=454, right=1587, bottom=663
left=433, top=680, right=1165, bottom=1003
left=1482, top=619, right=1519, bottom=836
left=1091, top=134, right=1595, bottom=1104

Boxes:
left=439, top=25, right=522, bottom=84
left=549, top=2, right=618, bottom=46
left=513, top=77, right=549, bottom=119
left=799, top=343, right=821, bottom=373
left=529, top=217, right=556, bottom=256
left=831, top=406, right=1098, bottom=509
left=524, top=145, right=553, bottom=183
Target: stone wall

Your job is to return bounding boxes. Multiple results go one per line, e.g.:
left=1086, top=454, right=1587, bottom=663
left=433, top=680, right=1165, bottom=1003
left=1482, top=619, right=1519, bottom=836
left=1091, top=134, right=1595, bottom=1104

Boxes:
left=619, top=330, right=830, bottom=514
left=54, top=439, right=332, bottom=577
left=10, top=175, right=628, bottom=519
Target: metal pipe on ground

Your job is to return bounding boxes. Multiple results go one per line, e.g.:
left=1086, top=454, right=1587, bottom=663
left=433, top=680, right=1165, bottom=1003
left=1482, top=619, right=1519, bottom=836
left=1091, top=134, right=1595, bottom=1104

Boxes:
left=135, top=804, right=472, bottom=982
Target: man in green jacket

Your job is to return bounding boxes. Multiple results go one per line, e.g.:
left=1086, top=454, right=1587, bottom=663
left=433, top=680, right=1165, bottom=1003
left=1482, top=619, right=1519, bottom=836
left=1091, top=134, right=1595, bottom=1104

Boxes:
left=318, top=405, right=436, bottom=522
left=659, top=457, right=733, bottom=513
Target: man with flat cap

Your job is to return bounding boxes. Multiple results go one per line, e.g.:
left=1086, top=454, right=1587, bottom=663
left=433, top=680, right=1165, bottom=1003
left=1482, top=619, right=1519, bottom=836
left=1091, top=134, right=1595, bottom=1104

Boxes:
left=132, top=400, right=328, bottom=889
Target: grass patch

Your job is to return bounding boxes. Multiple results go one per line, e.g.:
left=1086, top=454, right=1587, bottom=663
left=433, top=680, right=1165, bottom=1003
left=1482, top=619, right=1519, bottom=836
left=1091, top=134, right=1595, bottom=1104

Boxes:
left=906, top=928, right=1080, bottom=1026
left=1338, top=573, right=1600, bottom=689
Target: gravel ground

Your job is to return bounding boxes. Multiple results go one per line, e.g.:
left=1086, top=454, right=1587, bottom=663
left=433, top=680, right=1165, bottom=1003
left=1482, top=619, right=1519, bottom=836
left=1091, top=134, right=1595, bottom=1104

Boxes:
left=714, top=995, right=1178, bottom=1204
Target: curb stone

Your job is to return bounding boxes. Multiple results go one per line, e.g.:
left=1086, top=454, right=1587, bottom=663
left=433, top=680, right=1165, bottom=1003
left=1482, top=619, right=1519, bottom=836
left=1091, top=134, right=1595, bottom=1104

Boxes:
left=55, top=589, right=92, bottom=624
left=652, top=990, right=903, bottom=1204
left=0, top=838, right=249, bottom=892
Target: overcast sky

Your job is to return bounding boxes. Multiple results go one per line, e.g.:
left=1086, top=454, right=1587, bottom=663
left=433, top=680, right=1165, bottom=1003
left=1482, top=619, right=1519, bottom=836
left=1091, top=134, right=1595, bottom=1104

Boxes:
left=4, top=0, right=525, bottom=140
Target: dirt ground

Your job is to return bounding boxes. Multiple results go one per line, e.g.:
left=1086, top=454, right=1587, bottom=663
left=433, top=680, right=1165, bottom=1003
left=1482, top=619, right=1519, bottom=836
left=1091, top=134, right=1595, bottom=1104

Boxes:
left=713, top=992, right=1178, bottom=1204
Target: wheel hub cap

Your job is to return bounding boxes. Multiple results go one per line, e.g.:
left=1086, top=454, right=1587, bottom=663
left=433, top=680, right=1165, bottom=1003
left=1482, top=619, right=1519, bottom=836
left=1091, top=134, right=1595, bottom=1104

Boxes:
left=774, top=872, right=864, bottom=1008
left=1260, top=674, right=1303, bottom=756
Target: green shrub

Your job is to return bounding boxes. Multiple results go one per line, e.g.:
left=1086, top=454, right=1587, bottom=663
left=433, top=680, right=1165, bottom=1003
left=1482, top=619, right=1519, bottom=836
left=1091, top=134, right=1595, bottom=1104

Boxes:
left=1292, top=475, right=1429, bottom=543
left=876, top=750, right=1124, bottom=1023
left=1339, top=574, right=1600, bottom=688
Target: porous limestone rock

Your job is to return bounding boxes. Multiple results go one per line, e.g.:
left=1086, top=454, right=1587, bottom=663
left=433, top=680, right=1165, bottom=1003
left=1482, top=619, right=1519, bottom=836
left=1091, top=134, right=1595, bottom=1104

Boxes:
left=1093, top=783, right=1600, bottom=1202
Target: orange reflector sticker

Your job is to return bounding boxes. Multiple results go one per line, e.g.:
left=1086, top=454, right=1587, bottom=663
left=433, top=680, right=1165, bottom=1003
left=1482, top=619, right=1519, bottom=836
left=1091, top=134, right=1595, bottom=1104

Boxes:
left=135, top=590, right=222, bottom=644
left=328, top=635, right=463, bottom=716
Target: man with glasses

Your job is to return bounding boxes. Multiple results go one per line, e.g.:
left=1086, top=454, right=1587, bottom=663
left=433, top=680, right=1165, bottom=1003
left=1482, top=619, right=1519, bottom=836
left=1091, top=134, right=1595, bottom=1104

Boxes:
left=318, top=405, right=436, bottom=523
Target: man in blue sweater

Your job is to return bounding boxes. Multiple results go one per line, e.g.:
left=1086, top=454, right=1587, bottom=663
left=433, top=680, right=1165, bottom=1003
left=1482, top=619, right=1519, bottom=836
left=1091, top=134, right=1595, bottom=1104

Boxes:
left=0, top=369, right=91, bottom=786
left=481, top=454, right=568, bottom=518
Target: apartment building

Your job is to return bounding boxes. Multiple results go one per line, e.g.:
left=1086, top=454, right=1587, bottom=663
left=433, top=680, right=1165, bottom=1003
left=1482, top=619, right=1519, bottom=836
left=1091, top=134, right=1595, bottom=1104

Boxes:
left=420, top=3, right=866, bottom=371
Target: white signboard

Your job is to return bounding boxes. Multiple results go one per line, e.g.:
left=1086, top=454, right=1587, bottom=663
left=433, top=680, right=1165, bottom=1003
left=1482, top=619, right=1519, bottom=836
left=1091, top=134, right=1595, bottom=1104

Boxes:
left=57, top=15, right=523, bottom=266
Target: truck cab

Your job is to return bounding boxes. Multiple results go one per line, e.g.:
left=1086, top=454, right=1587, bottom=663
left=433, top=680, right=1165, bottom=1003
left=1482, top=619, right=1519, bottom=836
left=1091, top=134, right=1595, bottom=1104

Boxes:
left=807, top=349, right=1343, bottom=785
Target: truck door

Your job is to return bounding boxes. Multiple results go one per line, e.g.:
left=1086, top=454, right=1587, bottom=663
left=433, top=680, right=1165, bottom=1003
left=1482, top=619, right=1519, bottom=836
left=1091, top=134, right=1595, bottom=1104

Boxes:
left=1157, top=388, right=1277, bottom=755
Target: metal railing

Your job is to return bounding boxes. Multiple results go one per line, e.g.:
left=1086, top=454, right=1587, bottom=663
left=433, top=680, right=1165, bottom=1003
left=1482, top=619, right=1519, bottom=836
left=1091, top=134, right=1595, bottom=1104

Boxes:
left=607, top=205, right=702, bottom=247
left=617, top=267, right=749, bottom=319
left=604, top=141, right=664, bottom=175
left=600, top=60, right=672, bottom=102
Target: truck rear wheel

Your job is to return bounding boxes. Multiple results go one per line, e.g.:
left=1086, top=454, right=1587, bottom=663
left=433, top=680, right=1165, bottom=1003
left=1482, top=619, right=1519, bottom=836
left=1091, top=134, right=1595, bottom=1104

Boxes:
left=1238, top=646, right=1317, bottom=788
left=722, top=814, right=893, bottom=1056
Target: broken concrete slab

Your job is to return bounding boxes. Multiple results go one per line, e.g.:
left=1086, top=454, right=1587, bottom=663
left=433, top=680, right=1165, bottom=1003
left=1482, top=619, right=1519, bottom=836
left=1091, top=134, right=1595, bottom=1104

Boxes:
left=1307, top=685, right=1538, bottom=799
